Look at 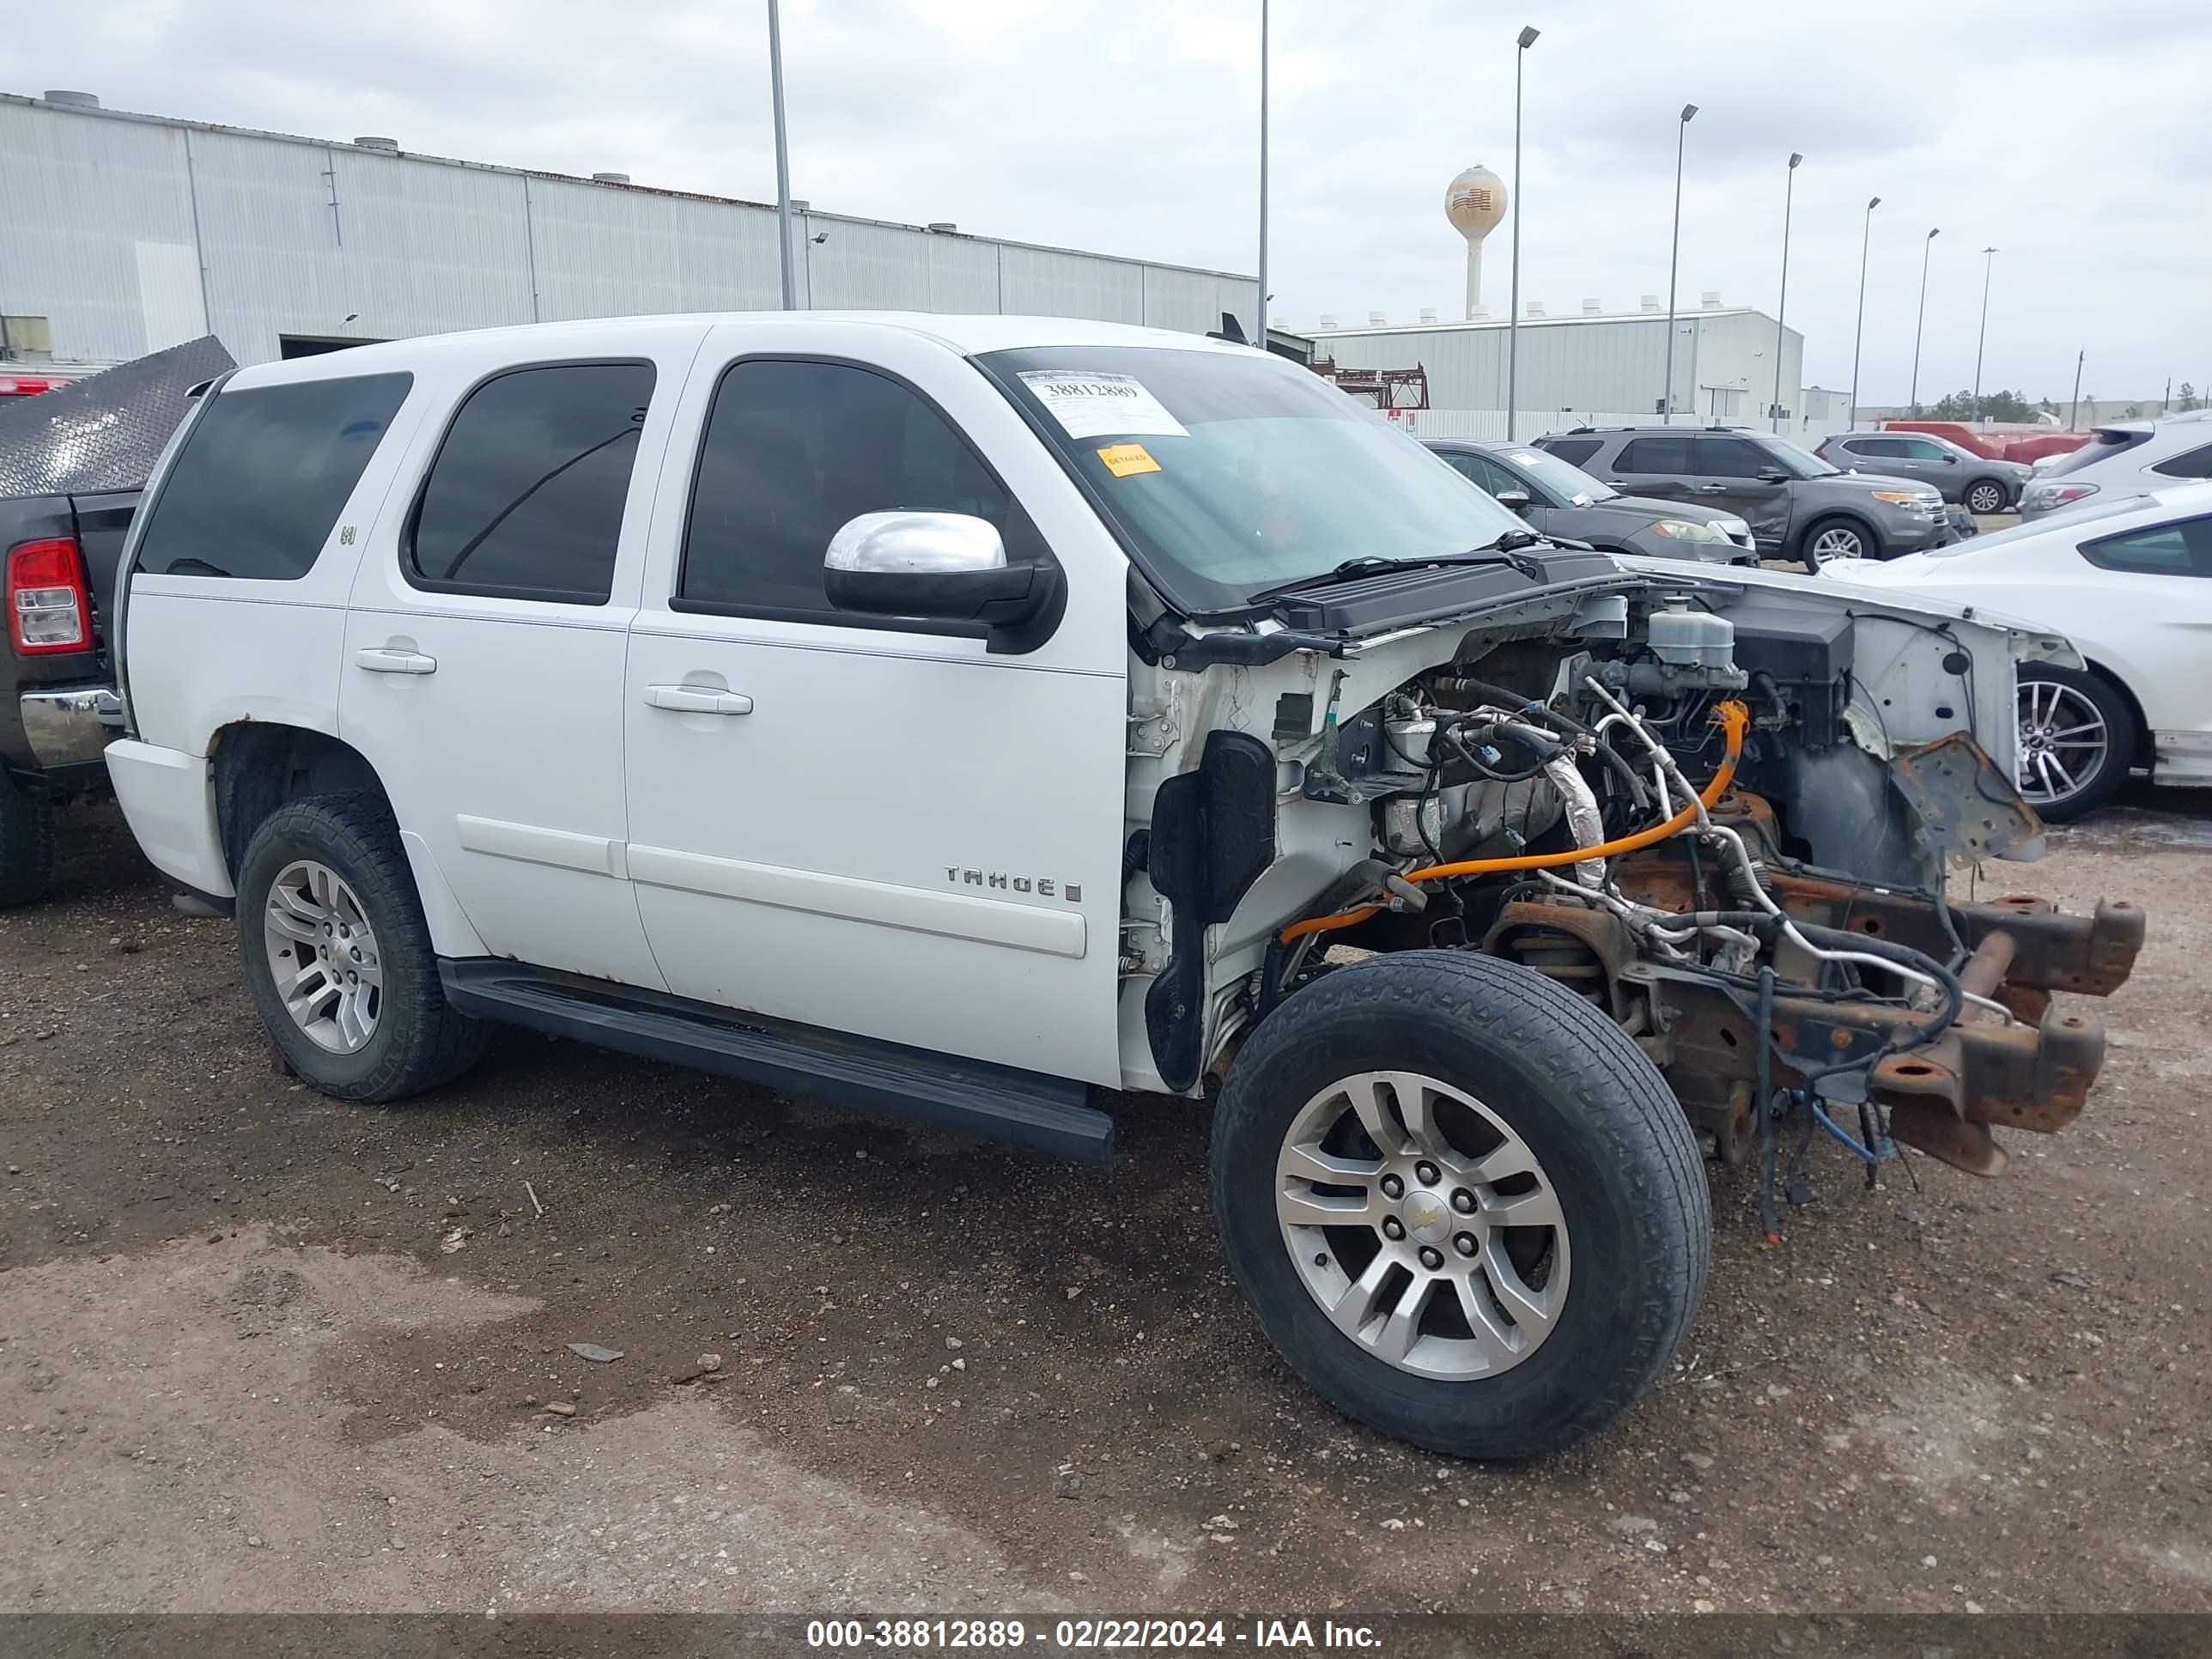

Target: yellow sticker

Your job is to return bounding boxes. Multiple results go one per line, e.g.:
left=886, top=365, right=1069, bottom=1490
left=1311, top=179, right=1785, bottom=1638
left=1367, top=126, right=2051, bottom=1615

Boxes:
left=1097, top=442, right=1161, bottom=478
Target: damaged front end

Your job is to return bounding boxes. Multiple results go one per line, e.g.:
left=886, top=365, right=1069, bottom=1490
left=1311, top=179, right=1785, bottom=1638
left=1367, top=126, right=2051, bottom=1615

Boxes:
left=1247, top=566, right=2142, bottom=1194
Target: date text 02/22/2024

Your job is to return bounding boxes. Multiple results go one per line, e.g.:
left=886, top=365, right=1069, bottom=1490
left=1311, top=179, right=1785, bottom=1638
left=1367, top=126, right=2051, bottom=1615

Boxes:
left=804, top=1618, right=1383, bottom=1650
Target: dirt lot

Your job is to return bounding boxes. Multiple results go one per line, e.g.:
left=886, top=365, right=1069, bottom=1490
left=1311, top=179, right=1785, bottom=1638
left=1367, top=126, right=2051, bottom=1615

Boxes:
left=3, top=789, right=2209, bottom=1618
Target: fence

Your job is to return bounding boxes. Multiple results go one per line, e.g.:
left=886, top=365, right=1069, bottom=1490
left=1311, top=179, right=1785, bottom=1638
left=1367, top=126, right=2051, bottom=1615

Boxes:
left=1378, top=407, right=1855, bottom=447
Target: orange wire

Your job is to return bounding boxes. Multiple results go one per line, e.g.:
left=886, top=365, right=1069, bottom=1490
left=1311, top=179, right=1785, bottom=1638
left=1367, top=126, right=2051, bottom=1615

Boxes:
left=1277, top=700, right=1750, bottom=945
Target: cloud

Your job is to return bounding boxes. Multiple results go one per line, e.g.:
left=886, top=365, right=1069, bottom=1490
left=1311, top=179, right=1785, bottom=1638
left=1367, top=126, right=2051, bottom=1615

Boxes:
left=4, top=0, right=2205, bottom=401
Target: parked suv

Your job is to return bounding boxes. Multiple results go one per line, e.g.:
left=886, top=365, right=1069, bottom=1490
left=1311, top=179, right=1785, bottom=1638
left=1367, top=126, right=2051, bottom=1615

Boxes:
left=1533, top=424, right=1948, bottom=568
left=106, top=314, right=2139, bottom=1460
left=1815, top=430, right=2030, bottom=516
left=1423, top=438, right=1757, bottom=563
left=2018, top=410, right=2212, bottom=519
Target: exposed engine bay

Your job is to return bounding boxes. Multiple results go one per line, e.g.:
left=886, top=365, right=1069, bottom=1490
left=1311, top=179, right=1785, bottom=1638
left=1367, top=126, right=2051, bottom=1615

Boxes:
left=1126, top=569, right=2143, bottom=1215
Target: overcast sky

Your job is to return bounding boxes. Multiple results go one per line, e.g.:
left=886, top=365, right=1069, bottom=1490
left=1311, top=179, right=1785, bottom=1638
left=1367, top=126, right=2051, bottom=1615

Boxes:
left=9, top=0, right=2209, bottom=404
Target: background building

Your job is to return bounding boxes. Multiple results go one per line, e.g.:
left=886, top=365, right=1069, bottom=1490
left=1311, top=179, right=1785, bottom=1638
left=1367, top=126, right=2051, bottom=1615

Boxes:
left=0, top=91, right=1259, bottom=370
left=1304, top=295, right=1832, bottom=441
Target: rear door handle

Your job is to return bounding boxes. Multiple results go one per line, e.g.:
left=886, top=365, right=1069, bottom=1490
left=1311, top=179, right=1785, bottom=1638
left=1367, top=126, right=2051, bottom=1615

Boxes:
left=355, top=647, right=437, bottom=675
left=645, top=684, right=753, bottom=716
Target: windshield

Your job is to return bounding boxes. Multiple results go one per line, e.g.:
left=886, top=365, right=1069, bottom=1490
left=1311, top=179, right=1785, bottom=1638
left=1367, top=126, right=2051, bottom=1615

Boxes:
left=1500, top=446, right=1616, bottom=505
left=977, top=345, right=1526, bottom=615
left=1760, top=437, right=1841, bottom=479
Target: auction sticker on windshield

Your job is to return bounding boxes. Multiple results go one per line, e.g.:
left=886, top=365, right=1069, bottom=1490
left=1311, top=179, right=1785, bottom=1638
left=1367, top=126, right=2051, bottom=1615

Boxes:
left=1096, top=442, right=1161, bottom=477
left=1018, top=371, right=1189, bottom=441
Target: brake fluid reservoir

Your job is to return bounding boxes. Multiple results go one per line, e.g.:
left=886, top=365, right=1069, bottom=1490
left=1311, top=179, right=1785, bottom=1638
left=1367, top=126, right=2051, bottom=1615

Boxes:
left=1647, top=595, right=1736, bottom=671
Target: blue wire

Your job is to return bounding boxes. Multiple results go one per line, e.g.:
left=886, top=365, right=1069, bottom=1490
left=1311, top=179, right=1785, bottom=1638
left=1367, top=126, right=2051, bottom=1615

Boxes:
left=1808, top=1100, right=1881, bottom=1164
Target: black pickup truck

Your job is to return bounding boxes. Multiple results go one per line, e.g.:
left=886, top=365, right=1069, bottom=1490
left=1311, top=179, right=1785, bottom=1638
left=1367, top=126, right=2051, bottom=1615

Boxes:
left=0, top=337, right=233, bottom=904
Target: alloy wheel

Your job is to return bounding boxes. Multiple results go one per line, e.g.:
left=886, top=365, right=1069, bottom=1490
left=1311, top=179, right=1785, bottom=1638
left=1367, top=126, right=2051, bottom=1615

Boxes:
left=1966, top=482, right=2006, bottom=515
left=262, top=859, right=383, bottom=1053
left=2015, top=678, right=2110, bottom=810
left=1275, top=1071, right=1571, bottom=1380
left=1808, top=525, right=1866, bottom=564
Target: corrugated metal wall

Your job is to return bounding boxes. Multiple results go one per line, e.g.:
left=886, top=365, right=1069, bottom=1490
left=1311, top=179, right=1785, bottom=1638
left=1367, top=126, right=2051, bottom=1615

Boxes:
left=1313, top=309, right=1807, bottom=426
left=0, top=97, right=1257, bottom=367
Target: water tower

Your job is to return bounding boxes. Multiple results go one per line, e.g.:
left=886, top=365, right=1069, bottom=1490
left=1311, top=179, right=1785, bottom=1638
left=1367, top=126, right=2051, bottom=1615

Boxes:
left=1445, top=164, right=1508, bottom=320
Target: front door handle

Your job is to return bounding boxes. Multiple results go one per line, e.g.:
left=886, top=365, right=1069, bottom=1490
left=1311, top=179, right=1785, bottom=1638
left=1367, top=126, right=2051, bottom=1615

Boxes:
left=645, top=684, right=754, bottom=716
left=1696, top=483, right=1731, bottom=494
left=355, top=647, right=437, bottom=675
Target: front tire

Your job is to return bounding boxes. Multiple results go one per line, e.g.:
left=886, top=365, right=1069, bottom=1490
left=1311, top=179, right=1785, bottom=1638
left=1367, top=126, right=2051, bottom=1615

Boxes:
left=1211, top=951, right=1709, bottom=1460
left=235, top=793, right=487, bottom=1100
left=0, top=768, right=55, bottom=908
left=2016, top=665, right=2133, bottom=822
left=1798, top=515, right=1872, bottom=570
left=1965, top=478, right=2008, bottom=516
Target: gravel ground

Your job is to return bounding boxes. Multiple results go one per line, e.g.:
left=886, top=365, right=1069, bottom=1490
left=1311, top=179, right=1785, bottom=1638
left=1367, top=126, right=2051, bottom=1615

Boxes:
left=2, top=787, right=2209, bottom=1616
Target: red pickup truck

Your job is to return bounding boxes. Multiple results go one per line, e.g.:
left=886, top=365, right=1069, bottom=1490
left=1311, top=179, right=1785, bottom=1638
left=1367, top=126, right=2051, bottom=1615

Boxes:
left=1884, top=420, right=2090, bottom=467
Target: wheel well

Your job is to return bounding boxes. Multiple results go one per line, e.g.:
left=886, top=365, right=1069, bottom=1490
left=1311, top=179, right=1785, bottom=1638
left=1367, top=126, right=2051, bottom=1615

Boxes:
left=1796, top=512, right=1875, bottom=555
left=2081, top=659, right=2154, bottom=770
left=209, top=723, right=390, bottom=880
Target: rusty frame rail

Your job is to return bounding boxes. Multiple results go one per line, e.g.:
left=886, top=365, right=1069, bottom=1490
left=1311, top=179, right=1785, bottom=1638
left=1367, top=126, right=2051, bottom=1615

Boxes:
left=1481, top=835, right=2144, bottom=1176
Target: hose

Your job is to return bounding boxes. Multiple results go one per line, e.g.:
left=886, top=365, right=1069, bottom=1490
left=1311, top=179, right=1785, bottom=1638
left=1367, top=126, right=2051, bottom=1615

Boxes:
left=1277, top=700, right=1749, bottom=945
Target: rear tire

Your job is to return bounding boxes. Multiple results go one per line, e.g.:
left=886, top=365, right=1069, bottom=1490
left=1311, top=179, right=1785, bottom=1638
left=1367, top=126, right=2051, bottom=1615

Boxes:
left=0, top=768, right=55, bottom=908
left=234, top=792, right=487, bottom=1100
left=2016, top=665, right=2133, bottom=822
left=1210, top=951, right=1709, bottom=1460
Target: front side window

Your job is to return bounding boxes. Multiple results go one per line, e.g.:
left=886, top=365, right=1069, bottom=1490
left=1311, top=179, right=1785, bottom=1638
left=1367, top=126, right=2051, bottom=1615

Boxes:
left=137, top=373, right=412, bottom=580
left=1442, top=451, right=1516, bottom=498
left=2080, top=514, right=2212, bottom=576
left=1614, top=435, right=1692, bottom=475
left=1694, top=437, right=1771, bottom=479
left=978, top=346, right=1525, bottom=616
left=678, top=359, right=1019, bottom=621
left=407, top=362, right=654, bottom=604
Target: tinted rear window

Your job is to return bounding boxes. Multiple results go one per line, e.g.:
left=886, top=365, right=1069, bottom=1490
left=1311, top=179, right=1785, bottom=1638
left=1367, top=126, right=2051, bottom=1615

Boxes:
left=407, top=362, right=654, bottom=604
left=137, top=373, right=412, bottom=580
left=1615, top=435, right=1692, bottom=474
left=2151, top=441, right=2212, bottom=480
left=1539, top=437, right=1601, bottom=467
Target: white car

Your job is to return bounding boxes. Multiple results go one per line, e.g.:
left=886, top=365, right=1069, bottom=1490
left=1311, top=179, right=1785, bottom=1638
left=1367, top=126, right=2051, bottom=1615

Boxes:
left=2017, top=410, right=2212, bottom=519
left=100, top=312, right=2142, bottom=1460
left=1826, top=480, right=2212, bottom=817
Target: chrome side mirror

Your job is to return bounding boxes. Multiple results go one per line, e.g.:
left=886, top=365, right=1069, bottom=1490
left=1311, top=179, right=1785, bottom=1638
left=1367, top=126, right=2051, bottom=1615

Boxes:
left=826, top=509, right=1006, bottom=577
left=822, top=511, right=1053, bottom=635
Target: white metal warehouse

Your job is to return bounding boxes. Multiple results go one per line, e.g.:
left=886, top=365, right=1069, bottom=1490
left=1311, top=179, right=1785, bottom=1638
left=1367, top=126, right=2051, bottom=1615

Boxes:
left=0, top=91, right=1261, bottom=369
left=1305, top=300, right=1814, bottom=434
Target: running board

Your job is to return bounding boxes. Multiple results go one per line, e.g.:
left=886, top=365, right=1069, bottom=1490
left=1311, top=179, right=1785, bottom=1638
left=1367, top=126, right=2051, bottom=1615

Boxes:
left=437, top=958, right=1114, bottom=1165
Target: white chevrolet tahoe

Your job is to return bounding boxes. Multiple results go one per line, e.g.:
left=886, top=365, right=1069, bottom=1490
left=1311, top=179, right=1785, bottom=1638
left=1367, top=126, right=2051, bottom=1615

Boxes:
left=105, top=313, right=2142, bottom=1459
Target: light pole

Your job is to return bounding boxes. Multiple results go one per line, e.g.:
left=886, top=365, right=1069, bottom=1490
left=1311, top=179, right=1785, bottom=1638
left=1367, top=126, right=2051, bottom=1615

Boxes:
left=768, top=0, right=797, bottom=309
left=1770, top=151, right=1802, bottom=432
left=1907, top=226, right=1939, bottom=414
left=1505, top=24, right=1539, bottom=439
left=1971, top=246, right=1996, bottom=421
left=1255, top=0, right=1268, bottom=343
left=1847, top=195, right=1880, bottom=428
left=2069, top=349, right=2084, bottom=431
left=1661, top=103, right=1697, bottom=423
